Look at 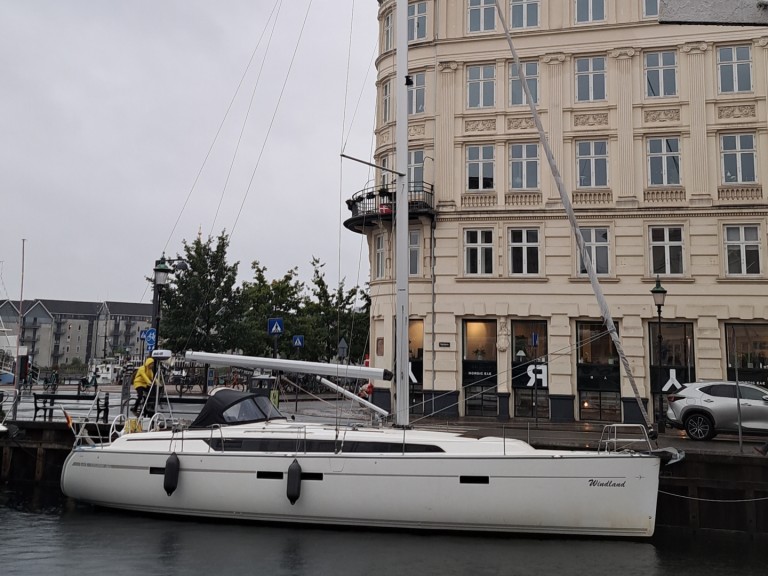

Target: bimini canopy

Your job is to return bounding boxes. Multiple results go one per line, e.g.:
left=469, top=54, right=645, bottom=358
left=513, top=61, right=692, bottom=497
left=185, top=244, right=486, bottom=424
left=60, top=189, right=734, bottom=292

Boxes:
left=190, top=389, right=285, bottom=429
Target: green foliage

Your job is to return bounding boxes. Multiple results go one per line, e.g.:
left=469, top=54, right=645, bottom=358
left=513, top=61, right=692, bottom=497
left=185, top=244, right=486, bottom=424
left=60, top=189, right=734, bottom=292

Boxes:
left=160, top=231, right=240, bottom=353
left=159, top=236, right=370, bottom=365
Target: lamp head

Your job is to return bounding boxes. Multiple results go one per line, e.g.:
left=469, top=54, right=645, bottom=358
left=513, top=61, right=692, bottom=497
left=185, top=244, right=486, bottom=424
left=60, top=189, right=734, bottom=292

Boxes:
left=650, top=275, right=667, bottom=308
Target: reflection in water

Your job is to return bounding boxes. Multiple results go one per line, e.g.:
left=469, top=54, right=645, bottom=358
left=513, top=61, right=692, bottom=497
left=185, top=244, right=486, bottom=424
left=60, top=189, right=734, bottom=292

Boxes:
left=0, top=484, right=762, bottom=576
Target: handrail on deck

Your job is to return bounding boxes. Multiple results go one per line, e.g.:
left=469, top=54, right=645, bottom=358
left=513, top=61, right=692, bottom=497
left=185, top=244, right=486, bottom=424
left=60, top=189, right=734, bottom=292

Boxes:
left=598, top=424, right=654, bottom=454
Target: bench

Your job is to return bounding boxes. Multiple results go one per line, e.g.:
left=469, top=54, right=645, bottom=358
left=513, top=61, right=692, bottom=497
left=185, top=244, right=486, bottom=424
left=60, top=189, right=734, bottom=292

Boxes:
left=33, top=392, right=110, bottom=423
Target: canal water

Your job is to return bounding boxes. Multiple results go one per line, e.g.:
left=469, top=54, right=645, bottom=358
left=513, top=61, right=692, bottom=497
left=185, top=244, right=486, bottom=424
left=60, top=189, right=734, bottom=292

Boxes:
left=0, top=483, right=762, bottom=576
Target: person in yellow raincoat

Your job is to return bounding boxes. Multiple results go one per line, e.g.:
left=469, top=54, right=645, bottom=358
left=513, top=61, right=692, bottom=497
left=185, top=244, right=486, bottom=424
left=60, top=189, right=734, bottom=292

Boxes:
left=132, top=357, right=155, bottom=415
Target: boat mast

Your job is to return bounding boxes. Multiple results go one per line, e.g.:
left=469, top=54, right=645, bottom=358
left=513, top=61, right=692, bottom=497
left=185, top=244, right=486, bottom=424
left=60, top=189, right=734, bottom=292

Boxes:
left=394, top=0, right=410, bottom=427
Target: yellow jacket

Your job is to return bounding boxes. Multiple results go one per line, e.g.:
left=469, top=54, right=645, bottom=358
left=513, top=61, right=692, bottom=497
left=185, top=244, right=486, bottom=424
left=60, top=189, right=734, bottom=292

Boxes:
left=133, top=358, right=155, bottom=390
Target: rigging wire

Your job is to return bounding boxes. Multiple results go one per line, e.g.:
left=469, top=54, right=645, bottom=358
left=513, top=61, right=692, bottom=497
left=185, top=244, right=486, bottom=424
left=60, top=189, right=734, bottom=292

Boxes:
left=493, top=1, right=654, bottom=435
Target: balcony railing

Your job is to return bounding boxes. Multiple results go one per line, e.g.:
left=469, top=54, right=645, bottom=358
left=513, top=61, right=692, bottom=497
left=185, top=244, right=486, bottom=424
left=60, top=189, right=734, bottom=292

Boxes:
left=344, top=181, right=435, bottom=232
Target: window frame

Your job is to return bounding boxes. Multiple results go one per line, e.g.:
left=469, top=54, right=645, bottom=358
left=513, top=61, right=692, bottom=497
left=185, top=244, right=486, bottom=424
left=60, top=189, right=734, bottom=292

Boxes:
left=509, top=142, right=539, bottom=190
left=467, top=64, right=496, bottom=109
left=508, top=227, right=541, bottom=276
left=576, top=139, right=608, bottom=188
left=575, top=0, right=605, bottom=24
left=647, top=136, right=681, bottom=187
left=383, top=12, right=393, bottom=52
left=381, top=80, right=391, bottom=124
left=374, top=234, right=385, bottom=280
left=579, top=227, right=610, bottom=276
left=717, top=45, right=752, bottom=94
left=643, top=0, right=658, bottom=18
left=575, top=56, right=606, bottom=102
left=509, top=60, right=539, bottom=106
left=510, top=0, right=540, bottom=29
left=644, top=50, right=677, bottom=98
left=464, top=228, right=495, bottom=276
left=649, top=225, right=684, bottom=276
left=409, top=228, right=421, bottom=276
left=467, top=145, right=496, bottom=191
left=720, top=133, right=757, bottom=184
left=468, top=0, right=496, bottom=33
left=408, top=72, right=426, bottom=115
left=408, top=1, right=427, bottom=42
left=724, top=224, right=761, bottom=277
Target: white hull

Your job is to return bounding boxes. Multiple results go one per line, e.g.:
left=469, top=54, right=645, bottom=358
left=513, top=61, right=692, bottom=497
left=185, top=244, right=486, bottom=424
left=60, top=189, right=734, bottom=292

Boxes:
left=61, top=422, right=660, bottom=537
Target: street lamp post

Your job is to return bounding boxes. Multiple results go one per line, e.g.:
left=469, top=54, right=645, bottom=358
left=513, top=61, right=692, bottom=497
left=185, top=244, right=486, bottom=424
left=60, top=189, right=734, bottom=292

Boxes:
left=651, top=276, right=667, bottom=433
left=152, top=257, right=173, bottom=335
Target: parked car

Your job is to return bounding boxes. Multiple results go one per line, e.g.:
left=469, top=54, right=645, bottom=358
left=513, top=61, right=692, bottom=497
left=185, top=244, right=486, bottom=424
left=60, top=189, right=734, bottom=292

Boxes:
left=666, top=381, right=768, bottom=440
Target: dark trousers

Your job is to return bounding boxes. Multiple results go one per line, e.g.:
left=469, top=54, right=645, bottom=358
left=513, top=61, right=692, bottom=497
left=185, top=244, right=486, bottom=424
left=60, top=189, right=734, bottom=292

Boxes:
left=133, top=386, right=150, bottom=414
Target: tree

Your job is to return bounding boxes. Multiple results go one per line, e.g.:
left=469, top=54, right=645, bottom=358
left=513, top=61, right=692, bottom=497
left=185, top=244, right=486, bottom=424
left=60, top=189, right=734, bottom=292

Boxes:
left=238, top=262, right=306, bottom=358
left=300, top=258, right=370, bottom=364
left=160, top=232, right=241, bottom=353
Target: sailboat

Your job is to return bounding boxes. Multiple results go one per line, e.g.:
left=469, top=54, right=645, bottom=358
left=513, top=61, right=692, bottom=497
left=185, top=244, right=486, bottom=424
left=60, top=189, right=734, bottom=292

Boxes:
left=60, top=0, right=682, bottom=537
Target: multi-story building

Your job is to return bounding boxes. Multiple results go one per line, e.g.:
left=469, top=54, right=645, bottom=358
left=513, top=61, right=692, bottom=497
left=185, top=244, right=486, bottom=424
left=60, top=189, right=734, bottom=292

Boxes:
left=0, top=299, right=152, bottom=369
left=344, top=0, right=768, bottom=423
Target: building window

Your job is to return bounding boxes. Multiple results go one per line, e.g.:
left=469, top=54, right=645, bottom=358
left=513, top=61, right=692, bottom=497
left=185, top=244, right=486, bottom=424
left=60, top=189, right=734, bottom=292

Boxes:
left=467, top=65, right=495, bottom=108
left=645, top=51, right=676, bottom=98
left=718, top=46, right=752, bottom=93
left=725, top=225, right=761, bottom=276
left=509, top=61, right=538, bottom=105
left=579, top=227, right=609, bottom=275
left=380, top=156, right=390, bottom=187
left=509, top=228, right=540, bottom=275
left=511, top=0, right=539, bottom=28
left=467, top=145, right=495, bottom=190
left=650, top=226, right=683, bottom=275
left=409, top=229, right=421, bottom=276
left=577, top=321, right=620, bottom=422
left=383, top=12, right=393, bottom=51
left=374, top=234, right=385, bottom=279
left=576, top=140, right=608, bottom=188
left=512, top=320, right=548, bottom=419
left=721, top=134, right=756, bottom=184
left=408, top=72, right=425, bottom=115
left=468, top=0, right=495, bottom=33
left=575, top=0, right=605, bottom=23
left=408, top=2, right=427, bottom=42
left=510, top=142, right=539, bottom=190
left=381, top=81, right=391, bottom=124
left=575, top=56, right=606, bottom=101
left=643, top=0, right=658, bottom=17
left=647, top=137, right=680, bottom=186
left=465, top=229, right=494, bottom=275
left=409, top=149, right=425, bottom=191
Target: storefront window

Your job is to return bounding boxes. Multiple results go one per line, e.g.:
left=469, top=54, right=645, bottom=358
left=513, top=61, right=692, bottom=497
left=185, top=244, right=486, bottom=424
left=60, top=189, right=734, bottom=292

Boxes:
left=511, top=320, right=548, bottom=418
left=576, top=322, right=620, bottom=422
left=649, top=322, right=695, bottom=393
left=409, top=319, right=425, bottom=414
left=463, top=320, right=497, bottom=416
left=725, top=323, right=768, bottom=387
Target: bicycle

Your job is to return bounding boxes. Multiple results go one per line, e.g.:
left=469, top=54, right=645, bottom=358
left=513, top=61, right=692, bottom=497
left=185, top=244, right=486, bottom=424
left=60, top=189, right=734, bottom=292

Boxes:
left=43, top=377, right=59, bottom=393
left=174, top=374, right=199, bottom=395
left=78, top=374, right=98, bottom=394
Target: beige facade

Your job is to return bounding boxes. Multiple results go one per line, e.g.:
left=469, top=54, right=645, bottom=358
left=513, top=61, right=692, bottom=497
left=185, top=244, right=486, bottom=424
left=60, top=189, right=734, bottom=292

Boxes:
left=349, top=1, right=768, bottom=422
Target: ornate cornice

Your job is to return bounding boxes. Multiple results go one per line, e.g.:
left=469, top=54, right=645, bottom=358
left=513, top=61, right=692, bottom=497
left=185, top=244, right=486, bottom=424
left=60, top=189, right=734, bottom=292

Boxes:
left=717, top=104, right=756, bottom=119
left=465, top=119, right=496, bottom=132
left=408, top=124, right=426, bottom=136
left=507, top=117, right=535, bottom=130
left=755, top=37, right=768, bottom=48
left=542, top=53, right=566, bottom=65
left=574, top=113, right=609, bottom=127
left=438, top=61, right=458, bottom=73
left=644, top=108, right=680, bottom=123
left=609, top=47, right=637, bottom=59
left=680, top=42, right=708, bottom=55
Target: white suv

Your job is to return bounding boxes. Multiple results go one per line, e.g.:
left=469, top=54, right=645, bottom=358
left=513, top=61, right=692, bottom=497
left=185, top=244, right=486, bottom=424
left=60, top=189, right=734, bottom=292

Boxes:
left=665, top=381, right=768, bottom=440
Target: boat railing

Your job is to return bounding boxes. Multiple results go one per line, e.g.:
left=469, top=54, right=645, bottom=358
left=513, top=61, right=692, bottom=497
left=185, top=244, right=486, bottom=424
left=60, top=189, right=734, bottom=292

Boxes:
left=598, top=424, right=654, bottom=454
left=208, top=424, right=224, bottom=453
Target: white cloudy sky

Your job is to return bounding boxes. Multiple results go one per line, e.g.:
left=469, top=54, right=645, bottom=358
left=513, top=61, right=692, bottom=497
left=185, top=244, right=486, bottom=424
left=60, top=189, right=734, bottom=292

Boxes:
left=0, top=0, right=379, bottom=304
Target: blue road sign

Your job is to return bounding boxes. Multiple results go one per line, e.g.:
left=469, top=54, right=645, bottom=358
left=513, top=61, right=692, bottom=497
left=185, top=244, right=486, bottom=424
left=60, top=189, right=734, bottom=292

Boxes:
left=145, top=328, right=157, bottom=347
left=139, top=329, right=147, bottom=341
left=292, top=335, right=304, bottom=348
left=267, top=318, right=284, bottom=336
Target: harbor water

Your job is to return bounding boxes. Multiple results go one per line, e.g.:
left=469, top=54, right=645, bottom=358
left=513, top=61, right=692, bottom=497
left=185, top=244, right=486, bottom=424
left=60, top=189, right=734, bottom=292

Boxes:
left=0, top=483, right=763, bottom=576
